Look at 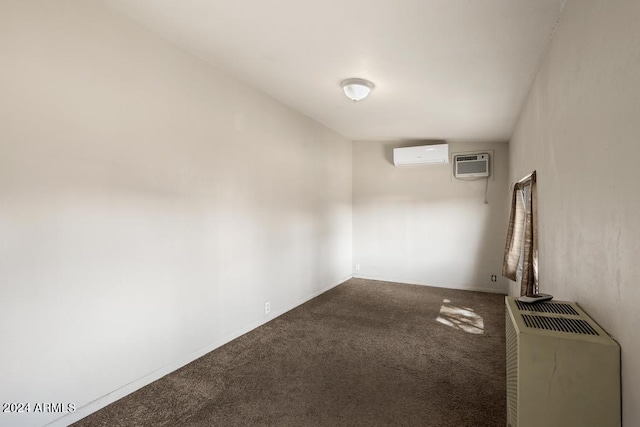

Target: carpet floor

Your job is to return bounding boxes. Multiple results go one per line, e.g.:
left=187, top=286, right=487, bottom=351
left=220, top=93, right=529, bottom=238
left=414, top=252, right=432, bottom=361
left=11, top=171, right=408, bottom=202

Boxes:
left=73, top=278, right=506, bottom=426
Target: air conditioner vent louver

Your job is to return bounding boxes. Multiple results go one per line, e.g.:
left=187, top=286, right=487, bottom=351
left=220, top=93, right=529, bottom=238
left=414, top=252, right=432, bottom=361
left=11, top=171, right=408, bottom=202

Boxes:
left=457, top=155, right=478, bottom=161
left=522, top=314, right=599, bottom=335
left=515, top=300, right=579, bottom=315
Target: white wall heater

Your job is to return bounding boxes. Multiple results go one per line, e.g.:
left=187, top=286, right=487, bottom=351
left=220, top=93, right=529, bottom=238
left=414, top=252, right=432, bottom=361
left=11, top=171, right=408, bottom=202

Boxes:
left=505, top=297, right=620, bottom=427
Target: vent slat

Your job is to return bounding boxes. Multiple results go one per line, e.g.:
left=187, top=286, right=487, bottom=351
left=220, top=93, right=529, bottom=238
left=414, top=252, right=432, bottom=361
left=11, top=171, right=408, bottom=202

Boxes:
left=505, top=307, right=518, bottom=426
left=522, top=314, right=599, bottom=335
left=515, top=300, right=579, bottom=315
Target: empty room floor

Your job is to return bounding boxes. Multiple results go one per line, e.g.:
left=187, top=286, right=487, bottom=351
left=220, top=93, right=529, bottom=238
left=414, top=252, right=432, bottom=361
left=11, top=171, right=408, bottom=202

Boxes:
left=74, top=279, right=506, bottom=426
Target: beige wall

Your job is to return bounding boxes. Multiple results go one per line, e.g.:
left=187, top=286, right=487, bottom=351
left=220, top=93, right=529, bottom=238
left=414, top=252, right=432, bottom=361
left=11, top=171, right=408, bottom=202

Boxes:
left=509, top=0, right=640, bottom=424
left=353, top=141, right=509, bottom=293
left=0, top=1, right=352, bottom=426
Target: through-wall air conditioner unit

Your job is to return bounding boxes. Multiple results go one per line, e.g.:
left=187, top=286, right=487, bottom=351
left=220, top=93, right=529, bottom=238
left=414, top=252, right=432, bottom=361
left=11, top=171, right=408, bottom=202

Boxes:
left=453, top=153, right=489, bottom=178
left=505, top=297, right=620, bottom=427
left=393, top=144, right=449, bottom=166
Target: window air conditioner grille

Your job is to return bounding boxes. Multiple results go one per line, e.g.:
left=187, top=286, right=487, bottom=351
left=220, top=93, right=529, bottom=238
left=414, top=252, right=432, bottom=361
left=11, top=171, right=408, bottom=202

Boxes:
left=522, top=314, right=599, bottom=335
left=453, top=153, right=489, bottom=178
left=515, top=300, right=579, bottom=316
left=456, top=155, right=478, bottom=162
left=457, top=161, right=486, bottom=175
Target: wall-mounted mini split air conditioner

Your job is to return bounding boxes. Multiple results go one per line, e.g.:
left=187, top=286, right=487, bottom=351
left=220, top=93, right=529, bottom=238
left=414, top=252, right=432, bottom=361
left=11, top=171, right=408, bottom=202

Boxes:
left=393, top=144, right=449, bottom=166
left=454, top=153, right=490, bottom=178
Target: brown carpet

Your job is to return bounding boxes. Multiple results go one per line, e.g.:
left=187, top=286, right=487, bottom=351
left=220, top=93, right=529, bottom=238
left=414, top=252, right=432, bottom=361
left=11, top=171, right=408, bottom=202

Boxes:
left=73, top=278, right=506, bottom=426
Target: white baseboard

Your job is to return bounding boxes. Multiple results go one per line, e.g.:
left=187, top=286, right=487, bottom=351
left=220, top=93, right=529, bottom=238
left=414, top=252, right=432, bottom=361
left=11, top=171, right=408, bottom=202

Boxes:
left=48, top=274, right=352, bottom=427
left=352, top=274, right=508, bottom=295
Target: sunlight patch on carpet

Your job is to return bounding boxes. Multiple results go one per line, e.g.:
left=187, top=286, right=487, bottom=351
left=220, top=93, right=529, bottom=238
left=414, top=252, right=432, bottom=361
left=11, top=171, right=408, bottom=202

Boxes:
left=436, top=299, right=484, bottom=334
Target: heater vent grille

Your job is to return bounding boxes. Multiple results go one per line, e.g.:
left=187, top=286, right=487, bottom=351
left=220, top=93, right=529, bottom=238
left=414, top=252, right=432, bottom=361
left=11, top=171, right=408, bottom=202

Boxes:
left=515, top=300, right=579, bottom=316
left=522, top=314, right=599, bottom=335
left=505, top=307, right=518, bottom=426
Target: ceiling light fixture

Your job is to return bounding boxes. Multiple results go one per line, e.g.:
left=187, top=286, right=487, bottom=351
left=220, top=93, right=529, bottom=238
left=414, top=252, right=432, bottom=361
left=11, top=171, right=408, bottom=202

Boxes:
left=341, top=78, right=375, bottom=102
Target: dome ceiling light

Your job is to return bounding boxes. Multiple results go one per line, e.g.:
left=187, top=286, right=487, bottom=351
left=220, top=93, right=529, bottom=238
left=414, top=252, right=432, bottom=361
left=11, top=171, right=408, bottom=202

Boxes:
left=340, top=78, right=375, bottom=102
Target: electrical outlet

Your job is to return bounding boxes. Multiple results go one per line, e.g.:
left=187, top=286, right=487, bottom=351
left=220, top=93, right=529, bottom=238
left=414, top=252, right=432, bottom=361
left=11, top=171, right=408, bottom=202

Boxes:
left=491, top=275, right=497, bottom=282
left=265, top=302, right=270, bottom=314
left=355, top=264, right=360, bottom=271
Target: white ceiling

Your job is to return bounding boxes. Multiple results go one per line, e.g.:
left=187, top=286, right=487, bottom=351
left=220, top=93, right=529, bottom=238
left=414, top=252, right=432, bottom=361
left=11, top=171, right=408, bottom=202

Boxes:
left=104, top=0, right=565, bottom=142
